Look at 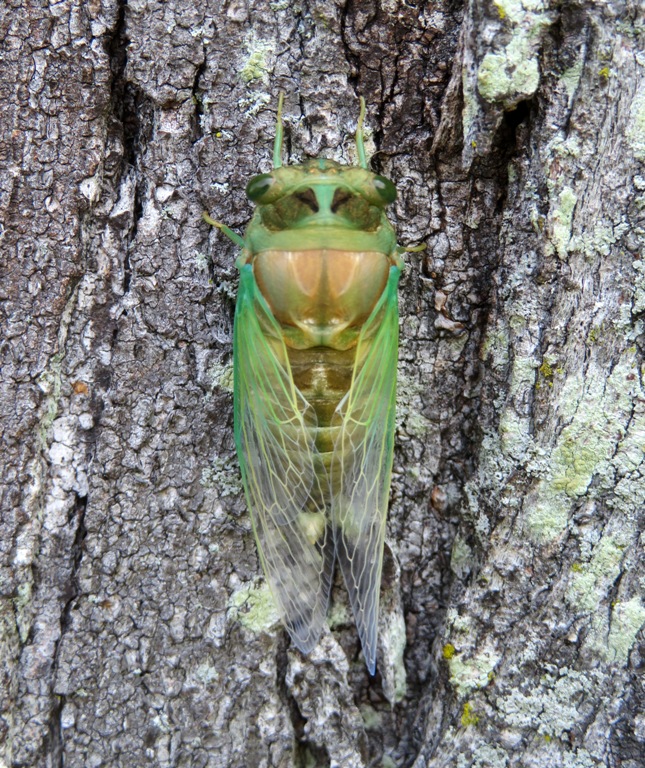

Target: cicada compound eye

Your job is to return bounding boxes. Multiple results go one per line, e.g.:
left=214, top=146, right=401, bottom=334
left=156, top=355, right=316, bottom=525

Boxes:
left=373, top=175, right=397, bottom=205
left=246, top=173, right=275, bottom=202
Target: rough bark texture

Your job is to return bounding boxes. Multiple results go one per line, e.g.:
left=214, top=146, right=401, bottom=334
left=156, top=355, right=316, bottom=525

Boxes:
left=1, top=0, right=644, bottom=766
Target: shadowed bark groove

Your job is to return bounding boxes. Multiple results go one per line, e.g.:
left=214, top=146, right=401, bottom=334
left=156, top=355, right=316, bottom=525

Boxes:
left=1, top=1, right=643, bottom=767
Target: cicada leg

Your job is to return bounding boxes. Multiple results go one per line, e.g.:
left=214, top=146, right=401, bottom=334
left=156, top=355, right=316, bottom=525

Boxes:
left=202, top=212, right=246, bottom=248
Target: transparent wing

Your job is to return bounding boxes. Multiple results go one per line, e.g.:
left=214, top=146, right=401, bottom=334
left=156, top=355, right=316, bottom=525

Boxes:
left=234, top=263, right=333, bottom=652
left=331, top=265, right=401, bottom=674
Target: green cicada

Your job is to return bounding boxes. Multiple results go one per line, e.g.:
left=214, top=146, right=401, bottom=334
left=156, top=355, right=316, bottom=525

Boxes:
left=205, top=96, right=416, bottom=673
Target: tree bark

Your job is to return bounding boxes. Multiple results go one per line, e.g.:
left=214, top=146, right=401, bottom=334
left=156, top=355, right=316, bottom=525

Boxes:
left=1, top=0, right=644, bottom=766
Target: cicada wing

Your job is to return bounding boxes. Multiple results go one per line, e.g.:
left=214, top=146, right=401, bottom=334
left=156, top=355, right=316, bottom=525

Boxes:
left=234, top=263, right=333, bottom=653
left=331, top=265, right=401, bottom=674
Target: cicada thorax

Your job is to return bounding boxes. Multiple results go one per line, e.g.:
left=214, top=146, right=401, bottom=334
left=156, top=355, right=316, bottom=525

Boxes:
left=253, top=247, right=391, bottom=495
left=253, top=249, right=390, bottom=350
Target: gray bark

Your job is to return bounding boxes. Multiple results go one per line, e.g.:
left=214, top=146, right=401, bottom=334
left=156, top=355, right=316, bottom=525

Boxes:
left=1, top=0, right=644, bottom=766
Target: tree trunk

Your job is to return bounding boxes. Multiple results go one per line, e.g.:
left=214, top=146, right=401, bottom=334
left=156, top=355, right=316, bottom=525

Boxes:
left=2, top=0, right=643, bottom=766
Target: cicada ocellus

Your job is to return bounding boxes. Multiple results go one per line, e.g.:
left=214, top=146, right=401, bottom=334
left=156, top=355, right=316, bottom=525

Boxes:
left=205, top=95, right=418, bottom=673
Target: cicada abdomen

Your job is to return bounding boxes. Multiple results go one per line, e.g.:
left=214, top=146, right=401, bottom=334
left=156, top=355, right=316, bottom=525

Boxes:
left=205, top=95, right=411, bottom=673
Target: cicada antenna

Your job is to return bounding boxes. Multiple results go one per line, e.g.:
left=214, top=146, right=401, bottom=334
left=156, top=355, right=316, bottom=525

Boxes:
left=202, top=212, right=246, bottom=247
left=355, top=96, right=368, bottom=170
left=273, top=92, right=285, bottom=169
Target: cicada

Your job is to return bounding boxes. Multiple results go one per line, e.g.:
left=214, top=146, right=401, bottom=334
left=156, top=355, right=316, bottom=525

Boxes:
left=205, top=95, right=417, bottom=673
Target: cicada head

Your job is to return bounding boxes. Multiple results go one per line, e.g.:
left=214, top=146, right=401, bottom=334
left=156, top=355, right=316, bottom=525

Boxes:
left=246, top=159, right=397, bottom=232
left=244, top=95, right=398, bottom=236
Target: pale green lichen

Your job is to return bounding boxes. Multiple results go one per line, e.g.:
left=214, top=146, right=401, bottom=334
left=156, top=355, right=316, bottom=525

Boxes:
left=215, top=276, right=238, bottom=301
left=551, top=360, right=633, bottom=496
left=450, top=536, right=473, bottom=577
left=561, top=748, right=598, bottom=768
left=237, top=91, right=273, bottom=122
left=208, top=359, right=234, bottom=393
left=493, top=0, right=523, bottom=23
left=551, top=435, right=611, bottom=497
left=201, top=455, right=242, bottom=498
left=496, top=668, right=593, bottom=738
left=561, top=60, right=583, bottom=101
left=477, top=2, right=549, bottom=105
left=239, top=36, right=276, bottom=84
left=193, top=250, right=210, bottom=272
left=632, top=258, right=645, bottom=315
left=552, top=133, right=582, bottom=159
left=445, top=607, right=474, bottom=636
left=227, top=578, right=281, bottom=633
left=627, top=83, right=645, bottom=161
left=551, top=186, right=577, bottom=259
left=396, top=367, right=431, bottom=436
left=509, top=355, right=539, bottom=397
left=395, top=364, right=437, bottom=484
left=312, top=7, right=334, bottom=29
left=527, top=352, right=638, bottom=541
left=457, top=743, right=509, bottom=768
left=327, top=598, right=351, bottom=629
left=606, top=597, right=645, bottom=664
left=190, top=661, right=220, bottom=686
left=359, top=703, right=382, bottom=730
left=480, top=322, right=510, bottom=371
left=478, top=49, right=539, bottom=104
left=508, top=313, right=527, bottom=332
left=526, top=491, right=570, bottom=542
left=462, top=464, right=497, bottom=540
left=448, top=646, right=499, bottom=697
left=380, top=607, right=407, bottom=702
left=499, top=356, right=539, bottom=458
left=566, top=534, right=626, bottom=612
left=573, top=220, right=629, bottom=260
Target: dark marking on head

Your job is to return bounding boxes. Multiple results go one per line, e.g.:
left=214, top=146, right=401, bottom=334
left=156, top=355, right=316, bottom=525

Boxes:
left=294, top=188, right=319, bottom=212
left=331, top=189, right=353, bottom=213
